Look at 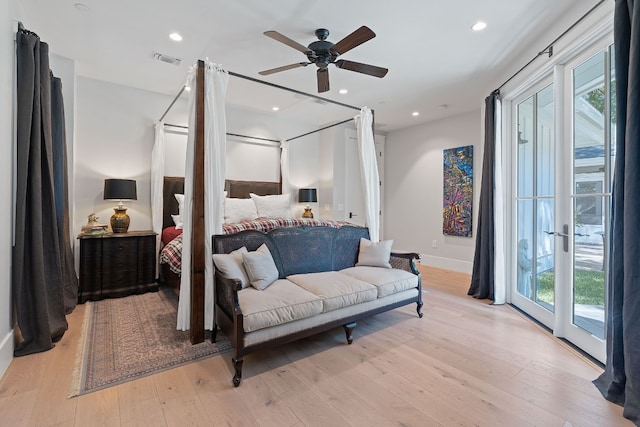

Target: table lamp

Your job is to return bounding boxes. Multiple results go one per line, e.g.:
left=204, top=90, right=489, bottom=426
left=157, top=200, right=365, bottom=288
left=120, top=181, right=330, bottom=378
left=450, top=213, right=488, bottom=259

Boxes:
left=298, top=188, right=317, bottom=219
left=104, top=178, right=137, bottom=233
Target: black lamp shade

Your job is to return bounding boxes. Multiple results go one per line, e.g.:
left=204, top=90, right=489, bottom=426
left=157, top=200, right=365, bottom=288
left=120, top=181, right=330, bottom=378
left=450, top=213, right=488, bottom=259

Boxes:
left=104, top=179, right=137, bottom=200
left=298, top=188, right=317, bottom=203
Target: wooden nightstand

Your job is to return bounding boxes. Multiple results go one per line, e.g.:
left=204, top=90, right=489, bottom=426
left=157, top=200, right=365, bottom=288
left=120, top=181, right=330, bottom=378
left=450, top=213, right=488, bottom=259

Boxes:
left=77, top=230, right=158, bottom=303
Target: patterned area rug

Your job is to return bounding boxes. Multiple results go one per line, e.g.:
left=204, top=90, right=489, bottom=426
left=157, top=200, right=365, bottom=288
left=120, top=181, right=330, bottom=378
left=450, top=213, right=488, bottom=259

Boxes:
left=69, top=287, right=231, bottom=397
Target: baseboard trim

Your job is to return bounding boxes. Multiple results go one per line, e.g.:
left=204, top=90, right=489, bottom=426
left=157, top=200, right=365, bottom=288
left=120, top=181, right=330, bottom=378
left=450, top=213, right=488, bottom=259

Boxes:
left=418, top=254, right=472, bottom=274
left=0, top=329, right=13, bottom=381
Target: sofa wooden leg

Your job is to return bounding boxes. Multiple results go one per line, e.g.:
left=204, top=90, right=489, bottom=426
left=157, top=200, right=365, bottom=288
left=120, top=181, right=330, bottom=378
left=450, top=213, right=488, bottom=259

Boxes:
left=343, top=322, right=357, bottom=344
left=416, top=301, right=424, bottom=318
left=232, top=357, right=243, bottom=387
left=211, top=323, right=218, bottom=343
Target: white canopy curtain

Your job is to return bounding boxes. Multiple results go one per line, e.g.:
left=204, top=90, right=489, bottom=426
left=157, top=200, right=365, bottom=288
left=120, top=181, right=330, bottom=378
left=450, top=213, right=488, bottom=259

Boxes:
left=354, top=107, right=380, bottom=242
left=280, top=139, right=290, bottom=194
left=177, top=61, right=229, bottom=331
left=151, top=120, right=165, bottom=277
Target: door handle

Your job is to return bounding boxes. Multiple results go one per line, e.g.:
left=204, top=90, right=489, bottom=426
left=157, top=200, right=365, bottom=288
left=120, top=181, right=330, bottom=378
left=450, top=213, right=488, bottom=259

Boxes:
left=544, top=224, right=569, bottom=253
left=349, top=212, right=358, bottom=219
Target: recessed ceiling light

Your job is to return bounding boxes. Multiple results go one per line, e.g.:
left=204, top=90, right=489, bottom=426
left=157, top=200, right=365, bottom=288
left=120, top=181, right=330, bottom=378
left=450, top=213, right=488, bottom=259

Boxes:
left=339, top=89, right=348, bottom=95
left=272, top=106, right=279, bottom=111
left=472, top=21, right=487, bottom=31
left=412, top=112, right=420, bottom=117
left=169, top=32, right=183, bottom=42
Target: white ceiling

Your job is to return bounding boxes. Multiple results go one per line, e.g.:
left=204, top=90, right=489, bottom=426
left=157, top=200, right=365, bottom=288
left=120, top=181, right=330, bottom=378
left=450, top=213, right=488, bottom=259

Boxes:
left=19, top=0, right=592, bottom=131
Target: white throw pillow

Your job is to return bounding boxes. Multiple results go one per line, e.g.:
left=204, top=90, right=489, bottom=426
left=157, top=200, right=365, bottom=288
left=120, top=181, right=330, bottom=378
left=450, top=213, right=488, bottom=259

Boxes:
left=250, top=193, right=292, bottom=218
left=212, top=247, right=250, bottom=288
left=356, top=238, right=393, bottom=269
left=242, top=244, right=279, bottom=290
left=173, top=194, right=185, bottom=229
left=224, top=197, right=258, bottom=223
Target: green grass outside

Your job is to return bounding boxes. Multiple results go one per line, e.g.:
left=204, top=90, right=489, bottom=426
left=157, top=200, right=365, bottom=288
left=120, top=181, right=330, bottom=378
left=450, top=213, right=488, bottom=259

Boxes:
left=536, top=269, right=605, bottom=305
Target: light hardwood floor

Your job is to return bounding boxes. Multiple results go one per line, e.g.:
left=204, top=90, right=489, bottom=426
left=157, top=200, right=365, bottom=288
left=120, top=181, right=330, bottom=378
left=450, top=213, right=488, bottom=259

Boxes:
left=0, top=266, right=631, bottom=426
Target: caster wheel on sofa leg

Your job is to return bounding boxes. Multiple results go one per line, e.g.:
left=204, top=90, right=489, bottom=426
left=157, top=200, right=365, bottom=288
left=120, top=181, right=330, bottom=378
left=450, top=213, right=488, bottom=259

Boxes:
left=232, top=374, right=242, bottom=387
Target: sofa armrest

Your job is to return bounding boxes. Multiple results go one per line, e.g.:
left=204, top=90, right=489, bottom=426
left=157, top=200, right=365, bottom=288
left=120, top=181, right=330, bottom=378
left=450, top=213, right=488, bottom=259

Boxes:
left=390, top=252, right=421, bottom=276
left=214, top=273, right=244, bottom=319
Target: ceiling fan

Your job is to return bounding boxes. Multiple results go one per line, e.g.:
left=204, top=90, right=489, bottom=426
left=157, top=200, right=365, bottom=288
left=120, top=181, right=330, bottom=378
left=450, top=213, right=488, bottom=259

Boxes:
left=258, top=26, right=388, bottom=93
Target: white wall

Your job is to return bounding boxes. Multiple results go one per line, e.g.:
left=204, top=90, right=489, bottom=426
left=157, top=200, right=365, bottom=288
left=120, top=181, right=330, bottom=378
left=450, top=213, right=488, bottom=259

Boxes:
left=0, top=0, right=21, bottom=381
left=74, top=77, right=173, bottom=248
left=385, top=110, right=481, bottom=273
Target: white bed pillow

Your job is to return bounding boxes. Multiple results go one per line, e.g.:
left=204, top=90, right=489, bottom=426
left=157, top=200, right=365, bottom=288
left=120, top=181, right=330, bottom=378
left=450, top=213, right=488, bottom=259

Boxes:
left=212, top=247, right=250, bottom=288
left=249, top=193, right=292, bottom=218
left=224, top=197, right=258, bottom=223
left=173, top=194, right=185, bottom=229
left=242, top=244, right=279, bottom=290
left=356, top=238, right=394, bottom=269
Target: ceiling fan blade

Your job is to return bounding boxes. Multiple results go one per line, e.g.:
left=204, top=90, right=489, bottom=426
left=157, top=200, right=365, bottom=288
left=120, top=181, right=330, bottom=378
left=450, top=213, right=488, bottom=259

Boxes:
left=330, top=26, right=376, bottom=55
left=317, top=68, right=330, bottom=93
left=259, top=62, right=309, bottom=76
left=335, top=60, right=388, bottom=78
left=264, top=31, right=312, bottom=54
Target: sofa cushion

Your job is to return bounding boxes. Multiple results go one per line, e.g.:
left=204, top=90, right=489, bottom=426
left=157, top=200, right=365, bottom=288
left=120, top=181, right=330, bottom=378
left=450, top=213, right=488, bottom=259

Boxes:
left=212, top=246, right=250, bottom=289
left=242, top=244, right=279, bottom=290
left=287, top=271, right=377, bottom=312
left=339, top=266, right=419, bottom=298
left=356, top=238, right=393, bottom=269
left=238, top=279, right=323, bottom=332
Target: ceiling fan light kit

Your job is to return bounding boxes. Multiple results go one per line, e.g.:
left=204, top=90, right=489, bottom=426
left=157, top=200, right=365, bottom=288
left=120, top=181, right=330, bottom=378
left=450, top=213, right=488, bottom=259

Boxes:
left=259, top=26, right=388, bottom=93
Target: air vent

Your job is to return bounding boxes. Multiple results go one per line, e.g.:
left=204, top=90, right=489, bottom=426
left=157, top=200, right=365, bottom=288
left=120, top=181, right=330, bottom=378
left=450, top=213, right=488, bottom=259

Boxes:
left=153, top=52, right=181, bottom=66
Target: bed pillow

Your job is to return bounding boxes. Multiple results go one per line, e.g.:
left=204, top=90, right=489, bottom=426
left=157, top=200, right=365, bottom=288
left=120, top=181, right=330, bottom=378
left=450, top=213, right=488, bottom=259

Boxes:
left=173, top=194, right=185, bottom=229
left=224, top=197, right=258, bottom=223
left=212, top=247, right=250, bottom=288
left=249, top=193, right=292, bottom=218
left=356, top=238, right=393, bottom=269
left=242, top=244, right=279, bottom=290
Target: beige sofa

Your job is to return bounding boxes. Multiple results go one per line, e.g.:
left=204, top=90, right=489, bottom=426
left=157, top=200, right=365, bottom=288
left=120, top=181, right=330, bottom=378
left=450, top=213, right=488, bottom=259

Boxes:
left=212, top=225, right=423, bottom=387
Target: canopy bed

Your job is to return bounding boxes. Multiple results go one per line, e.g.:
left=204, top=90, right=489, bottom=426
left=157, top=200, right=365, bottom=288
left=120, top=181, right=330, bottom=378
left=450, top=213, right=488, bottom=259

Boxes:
left=152, top=60, right=381, bottom=344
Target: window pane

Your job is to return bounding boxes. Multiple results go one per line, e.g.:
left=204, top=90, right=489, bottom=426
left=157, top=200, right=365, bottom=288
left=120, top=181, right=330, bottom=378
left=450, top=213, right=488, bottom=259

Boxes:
left=518, top=97, right=534, bottom=197
left=517, top=199, right=534, bottom=299
left=574, top=52, right=606, bottom=196
left=536, top=198, right=555, bottom=311
left=537, top=85, right=555, bottom=197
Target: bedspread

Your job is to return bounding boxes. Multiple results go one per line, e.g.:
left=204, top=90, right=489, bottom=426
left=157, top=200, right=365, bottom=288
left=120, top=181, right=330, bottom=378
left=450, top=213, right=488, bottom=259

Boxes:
left=159, top=217, right=355, bottom=275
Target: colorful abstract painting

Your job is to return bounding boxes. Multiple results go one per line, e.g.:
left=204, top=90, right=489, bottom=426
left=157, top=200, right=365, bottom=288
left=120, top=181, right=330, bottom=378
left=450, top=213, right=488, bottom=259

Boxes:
left=443, top=145, right=473, bottom=237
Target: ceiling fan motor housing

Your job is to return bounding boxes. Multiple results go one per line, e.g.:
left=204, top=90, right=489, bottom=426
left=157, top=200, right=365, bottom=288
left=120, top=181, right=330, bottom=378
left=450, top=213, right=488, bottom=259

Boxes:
left=308, top=44, right=336, bottom=67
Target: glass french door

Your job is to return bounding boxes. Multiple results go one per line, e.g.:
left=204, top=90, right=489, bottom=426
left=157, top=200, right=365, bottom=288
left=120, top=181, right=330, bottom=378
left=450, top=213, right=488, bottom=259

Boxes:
left=513, top=82, right=556, bottom=329
left=512, top=37, right=614, bottom=363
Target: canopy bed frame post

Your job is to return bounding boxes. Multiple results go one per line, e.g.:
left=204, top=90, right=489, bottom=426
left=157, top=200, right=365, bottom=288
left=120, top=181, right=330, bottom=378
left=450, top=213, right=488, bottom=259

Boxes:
left=190, top=60, right=206, bottom=344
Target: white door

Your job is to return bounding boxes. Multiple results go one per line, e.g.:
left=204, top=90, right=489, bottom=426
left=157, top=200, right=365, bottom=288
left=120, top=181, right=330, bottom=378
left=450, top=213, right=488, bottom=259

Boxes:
left=556, top=40, right=614, bottom=362
left=511, top=36, right=613, bottom=363
left=344, top=128, right=385, bottom=235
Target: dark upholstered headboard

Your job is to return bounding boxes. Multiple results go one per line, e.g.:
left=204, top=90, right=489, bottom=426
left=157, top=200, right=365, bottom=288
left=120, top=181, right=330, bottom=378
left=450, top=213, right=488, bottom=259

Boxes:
left=162, top=177, right=281, bottom=229
left=224, top=179, right=281, bottom=199
left=163, top=177, right=185, bottom=230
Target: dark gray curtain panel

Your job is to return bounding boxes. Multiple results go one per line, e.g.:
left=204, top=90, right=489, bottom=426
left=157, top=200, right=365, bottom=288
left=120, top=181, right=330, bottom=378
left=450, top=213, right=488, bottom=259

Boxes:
left=468, top=91, right=499, bottom=300
left=594, top=0, right=640, bottom=423
left=51, top=76, right=79, bottom=313
left=13, top=29, right=76, bottom=356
